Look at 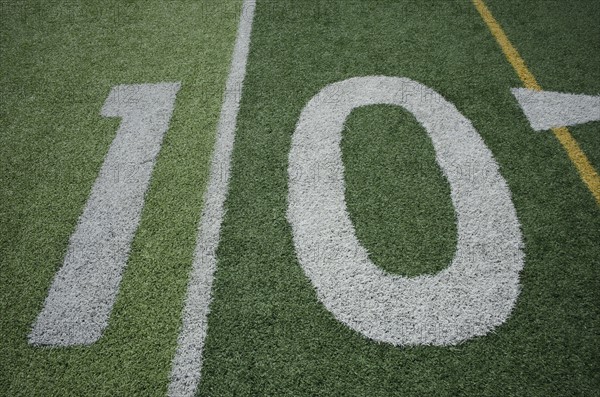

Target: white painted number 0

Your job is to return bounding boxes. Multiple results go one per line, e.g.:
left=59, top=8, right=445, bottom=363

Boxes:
left=287, top=76, right=525, bottom=345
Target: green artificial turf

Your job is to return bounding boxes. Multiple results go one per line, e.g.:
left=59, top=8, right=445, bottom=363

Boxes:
left=1, top=0, right=598, bottom=396
left=0, top=1, right=241, bottom=395
left=198, top=0, right=600, bottom=396
left=485, top=0, right=600, bottom=186
left=342, top=105, right=456, bottom=277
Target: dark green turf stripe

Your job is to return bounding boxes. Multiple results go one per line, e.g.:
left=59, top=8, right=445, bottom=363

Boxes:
left=342, top=105, right=456, bottom=277
left=0, top=1, right=241, bottom=395
left=199, top=1, right=600, bottom=396
left=485, top=0, right=600, bottom=188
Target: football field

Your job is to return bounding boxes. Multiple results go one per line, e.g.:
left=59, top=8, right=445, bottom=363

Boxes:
left=1, top=0, right=599, bottom=396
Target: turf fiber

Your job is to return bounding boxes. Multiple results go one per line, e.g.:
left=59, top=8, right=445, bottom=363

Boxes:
left=1, top=1, right=241, bottom=395
left=0, top=0, right=598, bottom=396
left=199, top=1, right=599, bottom=396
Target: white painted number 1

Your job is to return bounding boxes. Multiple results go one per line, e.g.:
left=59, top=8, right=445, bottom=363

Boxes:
left=30, top=83, right=180, bottom=346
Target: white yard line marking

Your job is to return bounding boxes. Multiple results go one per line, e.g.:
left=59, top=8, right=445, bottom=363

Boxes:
left=167, top=1, right=255, bottom=396
left=29, top=83, right=181, bottom=346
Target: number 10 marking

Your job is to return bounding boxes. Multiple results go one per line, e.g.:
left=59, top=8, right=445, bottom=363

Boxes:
left=29, top=77, right=599, bottom=348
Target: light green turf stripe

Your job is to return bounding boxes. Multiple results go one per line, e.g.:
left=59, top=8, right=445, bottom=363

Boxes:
left=0, top=1, right=241, bottom=395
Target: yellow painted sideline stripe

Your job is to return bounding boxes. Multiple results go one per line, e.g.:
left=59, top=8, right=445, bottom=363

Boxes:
left=553, top=126, right=600, bottom=203
left=473, top=0, right=600, bottom=205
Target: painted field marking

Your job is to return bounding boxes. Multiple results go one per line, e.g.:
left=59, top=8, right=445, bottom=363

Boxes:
left=473, top=0, right=600, bottom=205
left=167, top=0, right=255, bottom=396
left=511, top=88, right=600, bottom=131
left=29, top=83, right=181, bottom=346
left=288, top=76, right=524, bottom=345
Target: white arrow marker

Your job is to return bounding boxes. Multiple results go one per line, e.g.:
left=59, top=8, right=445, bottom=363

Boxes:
left=512, top=88, right=600, bottom=131
left=29, top=83, right=180, bottom=346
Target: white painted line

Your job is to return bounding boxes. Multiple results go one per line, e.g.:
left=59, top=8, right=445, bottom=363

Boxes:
left=167, top=1, right=256, bottom=396
left=512, top=88, right=600, bottom=131
left=29, top=83, right=181, bottom=346
left=287, top=76, right=524, bottom=346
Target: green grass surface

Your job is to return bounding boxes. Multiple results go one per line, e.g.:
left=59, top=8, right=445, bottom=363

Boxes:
left=1, top=0, right=598, bottom=396
left=0, top=1, right=241, bottom=395
left=199, top=0, right=599, bottom=396
left=485, top=0, right=600, bottom=184
left=342, top=105, right=456, bottom=276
